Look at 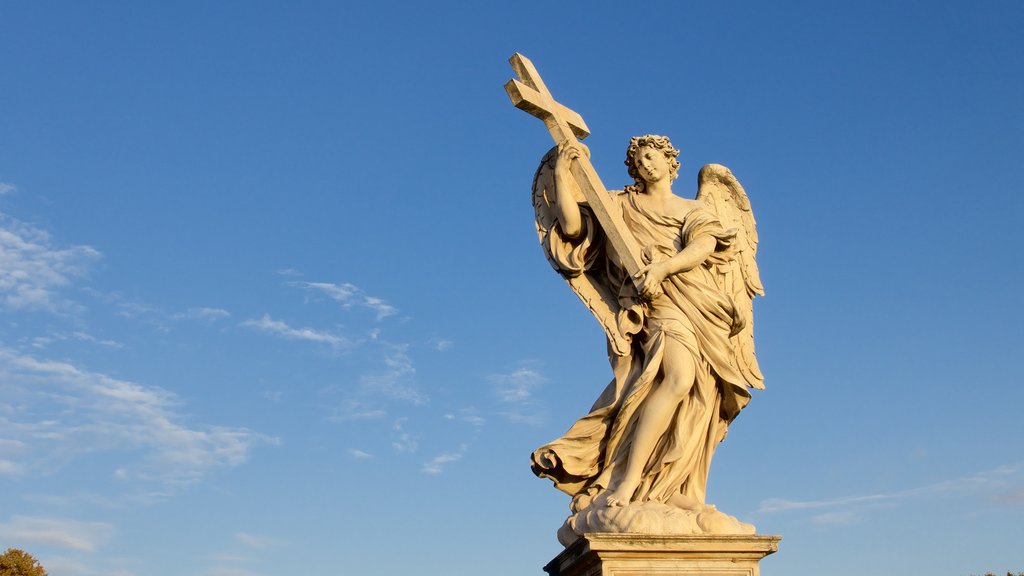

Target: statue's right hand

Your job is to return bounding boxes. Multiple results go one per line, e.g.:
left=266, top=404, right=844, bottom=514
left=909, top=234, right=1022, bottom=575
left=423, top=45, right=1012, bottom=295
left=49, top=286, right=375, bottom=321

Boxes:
left=556, top=140, right=590, bottom=175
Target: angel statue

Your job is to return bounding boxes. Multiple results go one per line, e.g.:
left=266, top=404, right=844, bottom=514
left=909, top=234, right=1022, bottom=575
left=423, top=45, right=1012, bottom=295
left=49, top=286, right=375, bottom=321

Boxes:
left=529, top=134, right=765, bottom=545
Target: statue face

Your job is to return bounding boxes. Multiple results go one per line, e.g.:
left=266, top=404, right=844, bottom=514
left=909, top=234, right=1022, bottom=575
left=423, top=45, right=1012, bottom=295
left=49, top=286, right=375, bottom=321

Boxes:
left=633, top=146, right=671, bottom=184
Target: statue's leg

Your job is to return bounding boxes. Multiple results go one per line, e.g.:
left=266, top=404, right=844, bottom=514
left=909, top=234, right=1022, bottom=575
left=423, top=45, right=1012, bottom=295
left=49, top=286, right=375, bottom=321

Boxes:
left=605, top=338, right=696, bottom=507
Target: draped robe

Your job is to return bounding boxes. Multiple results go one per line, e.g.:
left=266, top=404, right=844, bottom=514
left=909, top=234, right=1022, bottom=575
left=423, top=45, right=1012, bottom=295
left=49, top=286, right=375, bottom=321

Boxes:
left=531, top=190, right=753, bottom=511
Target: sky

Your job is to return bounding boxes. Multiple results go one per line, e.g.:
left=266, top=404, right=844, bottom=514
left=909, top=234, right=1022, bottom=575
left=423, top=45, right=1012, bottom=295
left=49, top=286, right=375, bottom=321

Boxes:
left=1, top=2, right=1022, bottom=575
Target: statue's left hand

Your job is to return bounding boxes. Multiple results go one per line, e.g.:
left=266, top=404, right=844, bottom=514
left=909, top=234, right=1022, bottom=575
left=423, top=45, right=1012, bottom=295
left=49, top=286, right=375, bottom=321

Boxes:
left=634, top=262, right=667, bottom=300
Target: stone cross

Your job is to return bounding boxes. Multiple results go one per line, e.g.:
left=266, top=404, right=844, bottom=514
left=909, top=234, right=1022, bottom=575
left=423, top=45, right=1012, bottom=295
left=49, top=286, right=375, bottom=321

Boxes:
left=505, top=53, right=645, bottom=280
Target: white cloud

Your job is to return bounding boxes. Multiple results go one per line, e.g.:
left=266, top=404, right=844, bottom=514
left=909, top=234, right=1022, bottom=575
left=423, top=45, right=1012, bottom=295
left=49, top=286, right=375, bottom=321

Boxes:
left=0, top=459, right=25, bottom=475
left=323, top=339, right=426, bottom=422
left=490, top=366, right=546, bottom=404
left=327, top=398, right=386, bottom=422
left=991, top=487, right=1024, bottom=505
left=111, top=299, right=162, bottom=321
left=0, top=346, right=278, bottom=487
left=0, top=438, right=27, bottom=449
left=463, top=415, right=485, bottom=427
left=92, top=291, right=227, bottom=330
left=392, top=434, right=417, bottom=453
left=0, top=516, right=113, bottom=552
left=756, top=464, right=1024, bottom=518
left=0, top=212, right=100, bottom=311
left=71, top=331, right=124, bottom=349
left=391, top=418, right=418, bottom=453
left=0, top=182, right=16, bottom=195
left=291, top=281, right=397, bottom=320
left=234, top=532, right=285, bottom=549
left=444, top=408, right=485, bottom=428
left=176, top=307, right=231, bottom=321
left=428, top=338, right=453, bottom=351
left=359, top=342, right=424, bottom=404
left=240, top=314, right=350, bottom=350
left=22, top=331, right=123, bottom=350
left=421, top=447, right=466, bottom=475
left=347, top=449, right=373, bottom=460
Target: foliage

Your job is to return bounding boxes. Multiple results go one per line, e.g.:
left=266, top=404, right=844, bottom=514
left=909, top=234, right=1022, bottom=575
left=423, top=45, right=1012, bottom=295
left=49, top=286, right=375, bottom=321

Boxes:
left=0, top=549, right=47, bottom=576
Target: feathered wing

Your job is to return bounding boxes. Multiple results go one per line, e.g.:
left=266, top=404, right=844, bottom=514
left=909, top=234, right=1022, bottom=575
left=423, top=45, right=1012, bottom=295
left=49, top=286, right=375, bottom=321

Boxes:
left=695, top=164, right=765, bottom=389
left=532, top=147, right=631, bottom=357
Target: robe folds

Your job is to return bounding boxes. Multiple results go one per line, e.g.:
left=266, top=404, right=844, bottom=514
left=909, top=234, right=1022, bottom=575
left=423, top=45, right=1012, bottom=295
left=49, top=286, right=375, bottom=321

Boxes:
left=532, top=190, right=753, bottom=511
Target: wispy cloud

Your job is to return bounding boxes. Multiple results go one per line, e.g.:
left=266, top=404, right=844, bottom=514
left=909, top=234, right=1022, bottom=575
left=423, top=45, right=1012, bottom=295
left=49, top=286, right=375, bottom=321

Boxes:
left=428, top=338, right=453, bottom=351
left=71, top=331, right=124, bottom=349
left=490, top=366, right=546, bottom=404
left=488, top=365, right=547, bottom=425
left=234, top=532, right=285, bottom=549
left=391, top=418, right=418, bottom=453
left=359, top=342, right=424, bottom=403
left=347, top=449, right=373, bottom=460
left=0, top=346, right=278, bottom=488
left=0, top=212, right=100, bottom=311
left=0, top=516, right=113, bottom=552
left=291, top=281, right=397, bottom=320
left=0, top=182, right=16, bottom=195
left=756, top=464, right=1024, bottom=522
left=443, top=408, right=485, bottom=428
left=322, top=339, right=425, bottom=421
left=421, top=446, right=467, bottom=475
left=89, top=290, right=229, bottom=331
left=23, top=331, right=124, bottom=350
left=109, top=297, right=165, bottom=324
left=175, top=307, right=231, bottom=321
left=241, top=314, right=350, bottom=350
left=327, top=398, right=386, bottom=422
left=990, top=487, right=1024, bottom=506
left=0, top=459, right=25, bottom=475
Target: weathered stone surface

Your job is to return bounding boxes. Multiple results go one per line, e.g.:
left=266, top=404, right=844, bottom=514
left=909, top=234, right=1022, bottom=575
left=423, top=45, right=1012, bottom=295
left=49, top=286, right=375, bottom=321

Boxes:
left=544, top=534, right=780, bottom=576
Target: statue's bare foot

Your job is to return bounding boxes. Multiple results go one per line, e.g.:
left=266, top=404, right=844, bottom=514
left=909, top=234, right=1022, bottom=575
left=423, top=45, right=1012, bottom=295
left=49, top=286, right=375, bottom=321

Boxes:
left=603, top=483, right=638, bottom=507
left=667, top=493, right=703, bottom=511
left=604, top=493, right=627, bottom=507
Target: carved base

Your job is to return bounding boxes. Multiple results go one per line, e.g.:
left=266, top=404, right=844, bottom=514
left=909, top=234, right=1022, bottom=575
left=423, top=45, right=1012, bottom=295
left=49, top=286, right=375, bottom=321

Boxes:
left=543, top=533, right=781, bottom=576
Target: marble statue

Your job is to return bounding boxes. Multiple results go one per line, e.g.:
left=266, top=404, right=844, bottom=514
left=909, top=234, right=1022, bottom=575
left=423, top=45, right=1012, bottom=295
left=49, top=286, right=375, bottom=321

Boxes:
left=506, top=54, right=766, bottom=545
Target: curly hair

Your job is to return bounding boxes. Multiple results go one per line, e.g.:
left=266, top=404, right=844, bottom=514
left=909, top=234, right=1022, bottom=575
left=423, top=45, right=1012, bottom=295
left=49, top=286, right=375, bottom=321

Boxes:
left=624, top=134, right=680, bottom=193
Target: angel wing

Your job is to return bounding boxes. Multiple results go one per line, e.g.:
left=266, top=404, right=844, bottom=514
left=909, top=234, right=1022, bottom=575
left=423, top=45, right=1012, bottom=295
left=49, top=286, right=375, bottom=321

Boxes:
left=532, top=147, right=632, bottom=357
left=696, top=164, right=765, bottom=389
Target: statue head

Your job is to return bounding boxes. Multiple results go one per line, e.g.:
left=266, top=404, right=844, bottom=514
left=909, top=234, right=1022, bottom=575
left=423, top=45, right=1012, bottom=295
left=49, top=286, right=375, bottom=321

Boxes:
left=624, top=134, right=680, bottom=193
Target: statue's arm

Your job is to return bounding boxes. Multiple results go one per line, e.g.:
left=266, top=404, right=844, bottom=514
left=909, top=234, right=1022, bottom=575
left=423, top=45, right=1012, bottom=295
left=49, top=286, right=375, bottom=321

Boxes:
left=552, top=142, right=586, bottom=239
left=634, top=235, right=716, bottom=300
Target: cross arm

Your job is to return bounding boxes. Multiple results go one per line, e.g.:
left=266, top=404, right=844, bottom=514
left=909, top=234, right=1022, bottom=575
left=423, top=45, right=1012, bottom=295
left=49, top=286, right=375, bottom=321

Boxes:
left=505, top=53, right=645, bottom=281
left=505, top=78, right=590, bottom=140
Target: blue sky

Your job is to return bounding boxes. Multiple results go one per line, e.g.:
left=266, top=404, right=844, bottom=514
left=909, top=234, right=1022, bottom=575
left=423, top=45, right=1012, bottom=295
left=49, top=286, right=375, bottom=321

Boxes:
left=1, top=2, right=1022, bottom=575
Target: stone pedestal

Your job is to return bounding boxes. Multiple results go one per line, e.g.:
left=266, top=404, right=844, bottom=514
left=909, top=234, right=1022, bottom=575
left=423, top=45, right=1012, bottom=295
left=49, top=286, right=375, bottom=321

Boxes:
left=543, top=534, right=781, bottom=576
